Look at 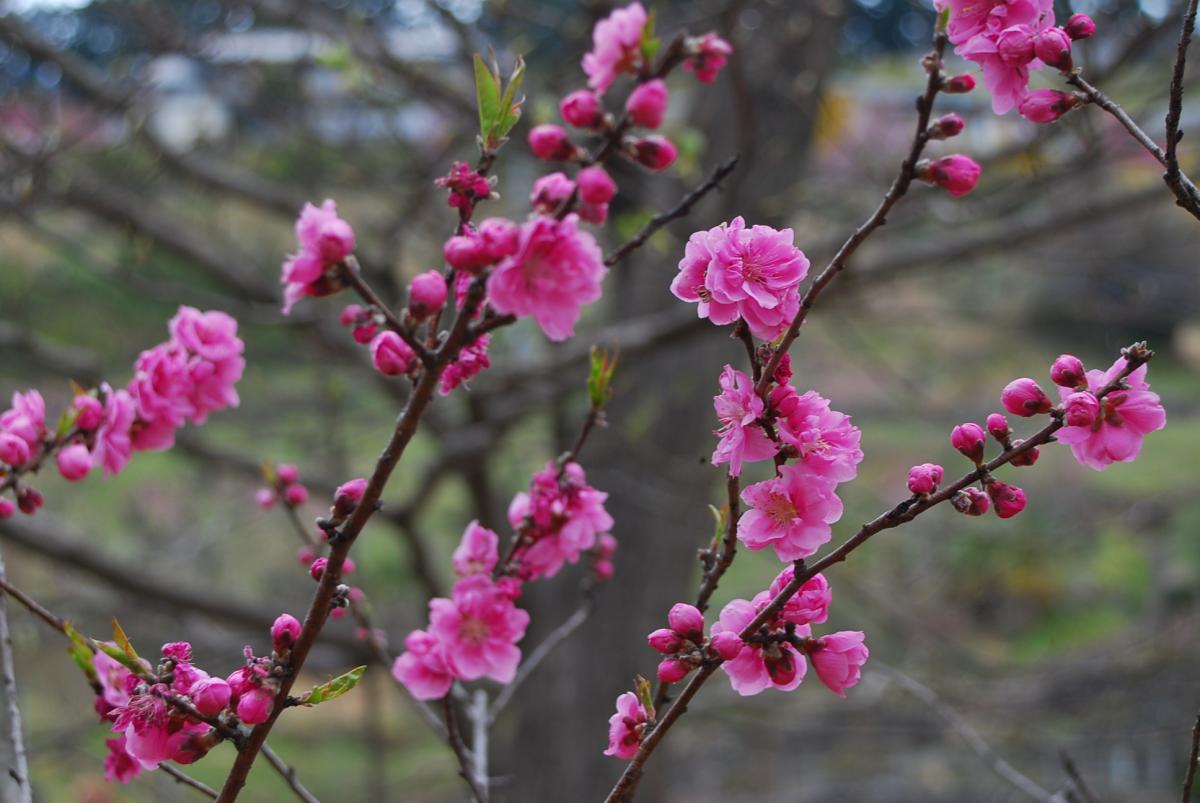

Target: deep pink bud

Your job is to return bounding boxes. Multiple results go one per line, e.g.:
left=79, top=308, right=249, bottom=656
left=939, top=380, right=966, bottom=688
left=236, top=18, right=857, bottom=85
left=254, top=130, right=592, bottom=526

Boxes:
left=73, top=395, right=103, bottom=430
left=338, top=305, right=363, bottom=327
left=1050, top=354, right=1086, bottom=388
left=271, top=613, right=302, bottom=653
left=648, top=628, right=684, bottom=654
left=987, top=480, right=1027, bottom=519
left=1009, top=439, right=1040, bottom=467
left=657, top=658, right=691, bottom=684
left=309, top=557, right=328, bottom=581
left=191, top=677, right=232, bottom=716
left=283, top=483, right=309, bottom=506
left=408, top=271, right=448, bottom=318
left=443, top=235, right=488, bottom=273
left=593, top=560, right=615, bottom=582
left=16, top=487, right=42, bottom=515
left=560, top=90, right=602, bottom=128
left=236, top=687, right=274, bottom=725
left=951, top=486, right=990, bottom=516
left=0, top=433, right=30, bottom=467
left=918, top=155, right=981, bottom=196
left=625, top=79, right=668, bottom=129
left=986, top=413, right=1010, bottom=442
left=906, top=463, right=943, bottom=495
left=369, top=331, right=415, bottom=377
left=477, top=218, right=521, bottom=261
left=297, top=547, right=315, bottom=566
left=1034, top=27, right=1073, bottom=70
left=1018, top=89, right=1082, bottom=124
left=333, top=477, right=368, bottom=517
left=667, top=603, right=704, bottom=642
left=577, top=166, right=617, bottom=205
left=708, top=631, right=743, bottom=661
left=329, top=606, right=347, bottom=620
left=255, top=488, right=276, bottom=509
left=1001, top=378, right=1053, bottom=417
left=342, top=557, right=356, bottom=575
left=162, top=642, right=192, bottom=661
left=929, top=113, right=965, bottom=140
left=1065, top=13, right=1096, bottom=40
left=226, top=668, right=253, bottom=697
left=951, top=423, right=986, bottom=463
left=1064, top=391, right=1101, bottom=428
left=528, top=124, right=576, bottom=161
left=997, top=26, right=1036, bottom=64
left=56, top=443, right=91, bottom=482
left=352, top=323, right=378, bottom=344
left=764, top=651, right=799, bottom=687
left=0, top=499, right=13, bottom=519
left=943, top=73, right=975, bottom=93
left=315, top=218, right=356, bottom=263
left=630, top=136, right=677, bottom=171
left=276, top=464, right=300, bottom=485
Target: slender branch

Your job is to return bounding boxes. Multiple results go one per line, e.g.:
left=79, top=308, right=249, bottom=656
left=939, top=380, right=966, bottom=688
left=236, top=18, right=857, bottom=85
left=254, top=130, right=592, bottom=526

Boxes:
left=161, top=763, right=218, bottom=799
left=1166, top=0, right=1200, bottom=204
left=261, top=744, right=321, bottom=803
left=0, top=547, right=31, bottom=803
left=442, top=695, right=487, bottom=803
left=341, top=258, right=432, bottom=367
left=603, top=155, right=740, bottom=267
left=1060, top=752, right=1101, bottom=803
left=878, top=663, right=1054, bottom=803
left=1182, top=709, right=1200, bottom=802
left=470, top=690, right=489, bottom=802
left=604, top=345, right=1153, bottom=803
left=756, top=31, right=948, bottom=394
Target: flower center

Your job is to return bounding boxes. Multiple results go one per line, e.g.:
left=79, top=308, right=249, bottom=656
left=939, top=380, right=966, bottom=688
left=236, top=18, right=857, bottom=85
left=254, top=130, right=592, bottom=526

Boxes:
left=763, top=492, right=797, bottom=526
left=460, top=616, right=489, bottom=645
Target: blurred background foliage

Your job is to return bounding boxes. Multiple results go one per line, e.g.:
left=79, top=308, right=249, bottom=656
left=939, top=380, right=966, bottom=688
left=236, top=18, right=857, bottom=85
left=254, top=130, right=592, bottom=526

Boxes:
left=0, top=0, right=1198, bottom=800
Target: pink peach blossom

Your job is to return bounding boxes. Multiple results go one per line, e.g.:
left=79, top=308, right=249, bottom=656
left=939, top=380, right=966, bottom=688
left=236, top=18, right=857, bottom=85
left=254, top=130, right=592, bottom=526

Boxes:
left=582, top=2, right=648, bottom=93
left=428, top=575, right=530, bottom=684
left=772, top=387, right=863, bottom=483
left=710, top=365, right=777, bottom=477
left=1055, top=357, right=1166, bottom=470
left=810, top=630, right=868, bottom=697
left=739, top=465, right=843, bottom=562
left=392, top=629, right=455, bottom=700
left=604, top=691, right=648, bottom=759
left=712, top=598, right=807, bottom=695
left=452, top=520, right=500, bottom=577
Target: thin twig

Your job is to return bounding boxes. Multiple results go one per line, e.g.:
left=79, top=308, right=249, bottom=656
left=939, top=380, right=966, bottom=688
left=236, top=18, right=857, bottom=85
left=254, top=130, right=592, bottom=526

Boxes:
left=161, top=763, right=218, bottom=799
left=261, top=744, right=322, bottom=803
left=1181, top=709, right=1200, bottom=802
left=1060, top=751, right=1101, bottom=803
left=442, top=695, right=487, bottom=803
left=470, top=690, right=489, bottom=802
left=1166, top=0, right=1200, bottom=203
left=0, top=547, right=31, bottom=803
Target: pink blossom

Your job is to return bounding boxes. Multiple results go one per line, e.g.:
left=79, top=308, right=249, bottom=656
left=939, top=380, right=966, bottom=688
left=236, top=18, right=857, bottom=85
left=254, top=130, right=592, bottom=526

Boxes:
left=486, top=214, right=606, bottom=342
left=530, top=172, right=576, bottom=216
left=1054, top=357, right=1166, bottom=470
left=772, top=387, right=863, bottom=483
left=907, top=463, right=943, bottom=495
left=582, top=2, right=648, bottom=93
left=578, top=166, right=617, bottom=205
left=435, top=161, right=492, bottom=217
left=507, top=461, right=613, bottom=580
left=92, top=385, right=135, bottom=477
left=255, top=488, right=276, bottom=509
left=684, top=32, right=733, bottom=83
left=1033, top=26, right=1073, bottom=70
left=1063, top=391, right=1100, bottom=428
left=1018, top=88, right=1081, bottom=123
left=810, top=631, right=868, bottom=698
left=625, top=79, right=668, bottom=129
left=0, top=390, right=45, bottom=449
left=528, top=124, right=575, bottom=161
left=986, top=412, right=1010, bottom=441
left=951, top=422, right=986, bottom=463
left=712, top=598, right=807, bottom=695
left=272, top=613, right=302, bottom=653
left=281, top=200, right=355, bottom=314
left=369, top=331, right=415, bottom=376
left=439, top=334, right=491, bottom=395
left=759, top=566, right=832, bottom=627
left=670, top=217, right=809, bottom=341
left=276, top=464, right=300, bottom=485
left=129, top=342, right=193, bottom=440
left=104, top=735, right=143, bottom=783
left=427, top=575, right=530, bottom=683
left=1050, top=354, right=1086, bottom=388
left=190, top=677, right=231, bottom=716
left=73, top=395, right=103, bottom=430
left=936, top=0, right=1052, bottom=46
left=452, top=520, right=500, bottom=577
left=444, top=234, right=490, bottom=273
left=1001, top=377, right=1053, bottom=416
left=111, top=689, right=206, bottom=769
left=0, top=499, right=13, bottom=519
left=667, top=603, right=704, bottom=641
left=94, top=648, right=141, bottom=709
left=604, top=691, right=648, bottom=759
left=710, top=365, right=776, bottom=477
left=236, top=687, right=274, bottom=725
left=0, top=433, right=29, bottom=467
left=392, top=629, right=455, bottom=700
left=56, top=443, right=92, bottom=482
left=739, top=466, right=842, bottom=562
left=1065, top=13, right=1096, bottom=40
left=408, top=271, right=448, bottom=318
left=560, top=89, right=602, bottom=128
left=918, top=155, right=982, bottom=196
left=169, top=306, right=244, bottom=363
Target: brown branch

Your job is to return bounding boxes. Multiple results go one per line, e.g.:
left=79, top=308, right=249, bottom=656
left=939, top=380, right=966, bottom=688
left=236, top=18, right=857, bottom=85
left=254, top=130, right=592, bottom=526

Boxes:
left=1183, top=709, right=1200, bottom=802
left=261, top=744, right=321, bottom=803
left=442, top=694, right=488, bottom=803
left=0, top=547, right=31, bottom=803
left=1166, top=0, right=1200, bottom=204
left=161, top=763, right=218, bottom=799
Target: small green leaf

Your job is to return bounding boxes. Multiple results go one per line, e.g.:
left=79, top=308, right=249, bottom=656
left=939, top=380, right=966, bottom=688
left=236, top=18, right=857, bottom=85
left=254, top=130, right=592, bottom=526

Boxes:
left=55, top=408, right=76, bottom=439
left=587, top=346, right=619, bottom=411
left=302, top=665, right=366, bottom=705
left=98, top=641, right=145, bottom=674
left=474, top=53, right=502, bottom=141
left=493, top=54, right=526, bottom=140
left=111, top=617, right=139, bottom=663
left=708, top=504, right=727, bottom=541
left=640, top=11, right=661, bottom=64
left=634, top=674, right=655, bottom=722
left=63, top=622, right=97, bottom=684
left=936, top=7, right=950, bottom=33
left=315, top=42, right=354, bottom=72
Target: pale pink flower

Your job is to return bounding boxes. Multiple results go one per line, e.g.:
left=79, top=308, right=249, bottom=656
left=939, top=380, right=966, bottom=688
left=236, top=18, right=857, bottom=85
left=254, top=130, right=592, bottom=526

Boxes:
left=392, top=629, right=455, bottom=700
left=1055, top=357, right=1166, bottom=470
left=582, top=2, right=648, bottom=93
left=712, top=598, right=807, bottom=695
left=94, top=647, right=141, bottom=709
left=604, top=691, right=648, bottom=759
left=169, top=306, right=244, bottom=363
left=428, top=575, right=530, bottom=684
left=0, top=390, right=45, bottom=449
left=772, top=387, right=863, bottom=483
left=739, top=465, right=842, bottom=562
left=711, top=365, right=776, bottom=477
left=129, top=342, right=193, bottom=438
left=281, top=200, right=355, bottom=314
left=453, top=520, right=500, bottom=577
left=758, top=567, right=832, bottom=627
left=92, top=385, right=135, bottom=477
left=486, top=214, right=606, bottom=342
left=810, top=630, right=868, bottom=698
left=936, top=0, right=1051, bottom=46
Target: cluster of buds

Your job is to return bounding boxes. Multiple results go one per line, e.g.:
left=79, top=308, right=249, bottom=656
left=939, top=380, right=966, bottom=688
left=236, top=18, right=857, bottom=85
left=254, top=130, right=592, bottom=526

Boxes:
left=255, top=462, right=308, bottom=510
left=434, top=161, right=496, bottom=219
left=648, top=603, right=741, bottom=683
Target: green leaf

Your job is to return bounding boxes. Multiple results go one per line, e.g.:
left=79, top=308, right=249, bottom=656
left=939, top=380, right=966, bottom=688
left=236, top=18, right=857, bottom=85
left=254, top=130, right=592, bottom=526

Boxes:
left=97, top=641, right=145, bottom=674
left=936, top=7, right=950, bottom=33
left=301, top=665, right=366, bottom=705
left=63, top=622, right=97, bottom=685
left=55, top=408, right=76, bottom=439
left=474, top=53, right=501, bottom=141
left=634, top=674, right=655, bottom=722
left=587, top=346, right=619, bottom=411
left=708, top=504, right=727, bottom=542
left=640, top=10, right=661, bottom=64
left=493, top=54, right=526, bottom=141
left=111, top=617, right=139, bottom=664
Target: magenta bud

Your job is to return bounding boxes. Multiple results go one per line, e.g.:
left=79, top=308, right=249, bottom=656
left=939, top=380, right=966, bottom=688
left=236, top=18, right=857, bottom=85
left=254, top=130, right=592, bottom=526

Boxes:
left=255, top=488, right=276, bottom=509
left=708, top=631, right=743, bottom=661
left=369, top=331, right=415, bottom=377
left=625, top=79, right=668, bottom=129
left=276, top=463, right=300, bottom=485
left=1001, top=378, right=1054, bottom=417
left=928, top=113, right=965, bottom=140
left=0, top=499, right=14, bottom=519
left=56, top=443, right=91, bottom=482
left=996, top=26, right=1035, bottom=64
left=315, top=218, right=356, bottom=263
left=73, top=395, right=103, bottom=430
left=338, top=304, right=364, bottom=327
left=951, top=423, right=986, bottom=463
left=352, top=323, right=378, bottom=344
left=593, top=560, right=614, bottom=582
left=943, top=73, right=976, bottom=93
left=309, top=557, right=328, bottom=581
left=1050, top=354, right=1086, bottom=388
left=951, top=486, right=990, bottom=516
left=342, top=557, right=356, bottom=575
left=577, top=166, right=617, bottom=205
left=656, top=658, right=691, bottom=684
left=162, top=642, right=192, bottom=662
left=271, top=613, right=302, bottom=653
left=297, top=547, right=315, bottom=566
left=443, top=234, right=489, bottom=273
left=648, top=628, right=683, bottom=654
left=528, top=124, right=576, bottom=161
left=408, top=270, right=448, bottom=318
left=1033, top=27, right=1073, bottom=70
left=1065, top=13, right=1096, bottom=40
left=667, top=603, right=705, bottom=641
left=333, top=477, right=367, bottom=517
left=477, top=218, right=520, bottom=261
left=1018, top=89, right=1082, bottom=124
left=0, top=433, right=30, bottom=468
left=630, top=135, right=677, bottom=171
left=917, top=154, right=981, bottom=196
left=226, top=668, right=253, bottom=697
left=560, top=89, right=602, bottom=128
left=236, top=687, right=274, bottom=725
left=764, top=651, right=798, bottom=686
left=987, top=480, right=1027, bottom=519
left=906, top=463, right=944, bottom=495
left=1009, top=439, right=1040, bottom=467
left=191, top=677, right=232, bottom=716
left=1064, top=391, right=1101, bottom=428
left=16, top=487, right=42, bottom=515
left=986, top=413, right=1010, bottom=442
left=283, top=483, right=309, bottom=507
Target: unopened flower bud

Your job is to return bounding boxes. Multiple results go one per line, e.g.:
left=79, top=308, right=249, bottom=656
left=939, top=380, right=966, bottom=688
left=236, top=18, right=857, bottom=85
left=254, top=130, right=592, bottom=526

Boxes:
left=333, top=478, right=368, bottom=517
left=917, top=155, right=981, bottom=196
left=477, top=218, right=521, bottom=261
left=986, top=413, right=1010, bottom=442
left=906, top=463, right=944, bottom=495
left=1051, top=354, right=1086, bottom=388
left=951, top=423, right=986, bottom=463
left=284, top=483, right=309, bottom=506
left=648, top=628, right=683, bottom=654
left=16, top=487, right=42, bottom=515
left=657, top=657, right=691, bottom=684
left=255, top=488, right=276, bottom=509
left=297, top=546, right=315, bottom=566
left=0, top=433, right=30, bottom=468
left=1018, top=88, right=1082, bottom=124
left=1034, top=27, right=1073, bottom=70
left=560, top=89, right=603, bottom=128
left=226, top=667, right=253, bottom=697
left=338, top=305, right=363, bottom=327
left=276, top=464, right=300, bottom=485
left=987, top=480, right=1027, bottom=519
left=997, top=26, right=1036, bottom=64
left=191, top=677, right=232, bottom=716
left=408, top=271, right=448, bottom=318
left=1001, top=378, right=1054, bottom=417
left=667, top=603, right=705, bottom=642
left=315, top=217, right=356, bottom=264
left=1065, top=13, right=1096, bottom=40
left=951, top=486, right=990, bottom=516
left=56, top=443, right=91, bottom=482
left=236, top=687, right=274, bottom=725
left=1009, top=439, right=1040, bottom=467
left=943, top=73, right=976, bottom=93
left=625, top=79, right=668, bottom=129
left=528, top=124, right=576, bottom=161
left=577, top=166, right=617, bottom=205
left=443, top=235, right=488, bottom=273
left=928, top=113, right=965, bottom=140
left=630, top=135, right=678, bottom=171
left=73, top=395, right=103, bottom=430
left=0, top=499, right=13, bottom=519
left=309, top=557, right=328, bottom=581
left=1063, top=391, right=1101, bottom=428
left=369, top=331, right=416, bottom=377
left=708, top=631, right=743, bottom=661
left=271, top=613, right=302, bottom=653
